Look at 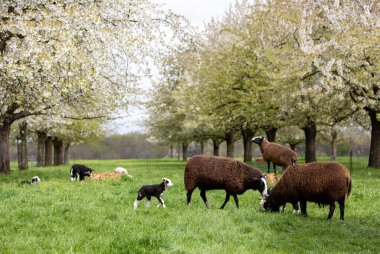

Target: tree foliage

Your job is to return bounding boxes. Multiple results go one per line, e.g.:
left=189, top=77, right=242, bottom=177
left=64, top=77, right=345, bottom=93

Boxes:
left=147, top=0, right=380, bottom=167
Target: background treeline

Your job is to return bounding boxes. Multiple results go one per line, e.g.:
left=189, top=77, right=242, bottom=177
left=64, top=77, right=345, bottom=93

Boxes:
left=10, top=127, right=370, bottom=162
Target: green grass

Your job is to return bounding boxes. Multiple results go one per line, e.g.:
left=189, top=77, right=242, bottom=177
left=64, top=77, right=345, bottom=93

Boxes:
left=1, top=158, right=379, bottom=253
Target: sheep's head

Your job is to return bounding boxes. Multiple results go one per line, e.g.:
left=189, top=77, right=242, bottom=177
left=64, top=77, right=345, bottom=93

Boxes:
left=31, top=176, right=40, bottom=184
left=253, top=176, right=268, bottom=197
left=260, top=188, right=280, bottom=212
left=163, top=177, right=173, bottom=187
left=252, top=136, right=265, bottom=145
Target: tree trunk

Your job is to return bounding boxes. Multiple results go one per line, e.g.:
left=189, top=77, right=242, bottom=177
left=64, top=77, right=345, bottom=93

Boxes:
left=368, top=110, right=380, bottom=168
left=17, top=136, right=21, bottom=170
left=170, top=144, right=173, bottom=158
left=18, top=121, right=28, bottom=170
left=242, top=128, right=254, bottom=163
left=265, top=127, right=277, bottom=142
left=330, top=130, right=337, bottom=162
left=303, top=121, right=317, bottom=163
left=45, top=136, right=53, bottom=166
left=212, top=139, right=222, bottom=156
left=182, top=142, right=188, bottom=161
left=63, top=142, right=70, bottom=164
left=225, top=132, right=234, bottom=158
left=36, top=131, right=47, bottom=167
left=200, top=141, right=204, bottom=155
left=0, top=120, right=12, bottom=174
left=53, top=137, right=64, bottom=165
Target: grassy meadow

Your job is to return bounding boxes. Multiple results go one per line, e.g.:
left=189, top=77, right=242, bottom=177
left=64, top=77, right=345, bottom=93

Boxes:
left=0, top=158, right=379, bottom=254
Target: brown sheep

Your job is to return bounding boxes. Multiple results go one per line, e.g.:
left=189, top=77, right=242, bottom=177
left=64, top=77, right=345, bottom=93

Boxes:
left=260, top=162, right=352, bottom=220
left=252, top=136, right=297, bottom=173
left=184, top=155, right=268, bottom=209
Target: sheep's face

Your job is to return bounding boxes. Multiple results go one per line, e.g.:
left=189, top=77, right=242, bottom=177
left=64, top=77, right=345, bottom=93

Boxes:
left=252, top=136, right=265, bottom=145
left=260, top=194, right=280, bottom=212
left=260, top=199, right=269, bottom=211
left=31, top=176, right=40, bottom=184
left=163, top=177, right=173, bottom=187
left=257, top=177, right=268, bottom=197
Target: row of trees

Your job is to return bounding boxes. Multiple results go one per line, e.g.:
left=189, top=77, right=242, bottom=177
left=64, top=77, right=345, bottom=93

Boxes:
left=0, top=0, right=186, bottom=173
left=147, top=0, right=380, bottom=168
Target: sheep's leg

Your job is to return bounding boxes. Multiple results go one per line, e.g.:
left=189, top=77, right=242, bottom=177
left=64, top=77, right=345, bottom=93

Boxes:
left=146, top=196, right=151, bottom=208
left=155, top=196, right=166, bottom=208
left=200, top=189, right=210, bottom=209
left=338, top=198, right=345, bottom=221
left=327, top=202, right=336, bottom=220
left=300, top=200, right=307, bottom=216
left=134, top=192, right=145, bottom=209
left=186, top=188, right=195, bottom=207
left=232, top=194, right=239, bottom=208
left=266, top=161, right=270, bottom=173
left=292, top=202, right=300, bottom=214
left=220, top=192, right=230, bottom=209
left=273, top=163, right=277, bottom=174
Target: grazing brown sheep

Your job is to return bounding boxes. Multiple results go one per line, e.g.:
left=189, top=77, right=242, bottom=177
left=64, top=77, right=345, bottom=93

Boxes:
left=252, top=136, right=297, bottom=173
left=260, top=162, right=352, bottom=220
left=184, top=155, right=268, bottom=209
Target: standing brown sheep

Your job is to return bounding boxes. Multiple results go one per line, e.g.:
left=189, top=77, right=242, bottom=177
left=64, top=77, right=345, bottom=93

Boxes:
left=252, top=136, right=297, bottom=173
left=260, top=162, right=352, bottom=220
left=184, top=155, right=268, bottom=209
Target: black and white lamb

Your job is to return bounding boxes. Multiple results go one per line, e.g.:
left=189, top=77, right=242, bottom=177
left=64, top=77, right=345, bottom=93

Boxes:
left=21, top=176, right=40, bottom=184
left=252, top=136, right=297, bottom=173
left=184, top=155, right=268, bottom=209
left=133, top=177, right=173, bottom=209
left=70, top=164, right=94, bottom=181
left=260, top=162, right=352, bottom=220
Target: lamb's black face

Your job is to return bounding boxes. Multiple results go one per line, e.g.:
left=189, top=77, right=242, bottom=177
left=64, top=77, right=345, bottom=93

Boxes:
left=252, top=136, right=265, bottom=145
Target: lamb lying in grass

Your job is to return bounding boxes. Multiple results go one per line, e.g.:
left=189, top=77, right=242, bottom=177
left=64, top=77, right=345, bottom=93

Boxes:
left=90, top=172, right=124, bottom=181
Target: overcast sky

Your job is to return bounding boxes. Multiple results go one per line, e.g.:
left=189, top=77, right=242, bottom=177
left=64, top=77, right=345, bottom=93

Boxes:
left=111, top=0, right=236, bottom=134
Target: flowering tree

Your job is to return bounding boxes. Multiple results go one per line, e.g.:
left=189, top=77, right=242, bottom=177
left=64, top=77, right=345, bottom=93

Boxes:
left=273, top=0, right=380, bottom=166
left=0, top=0, right=181, bottom=173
